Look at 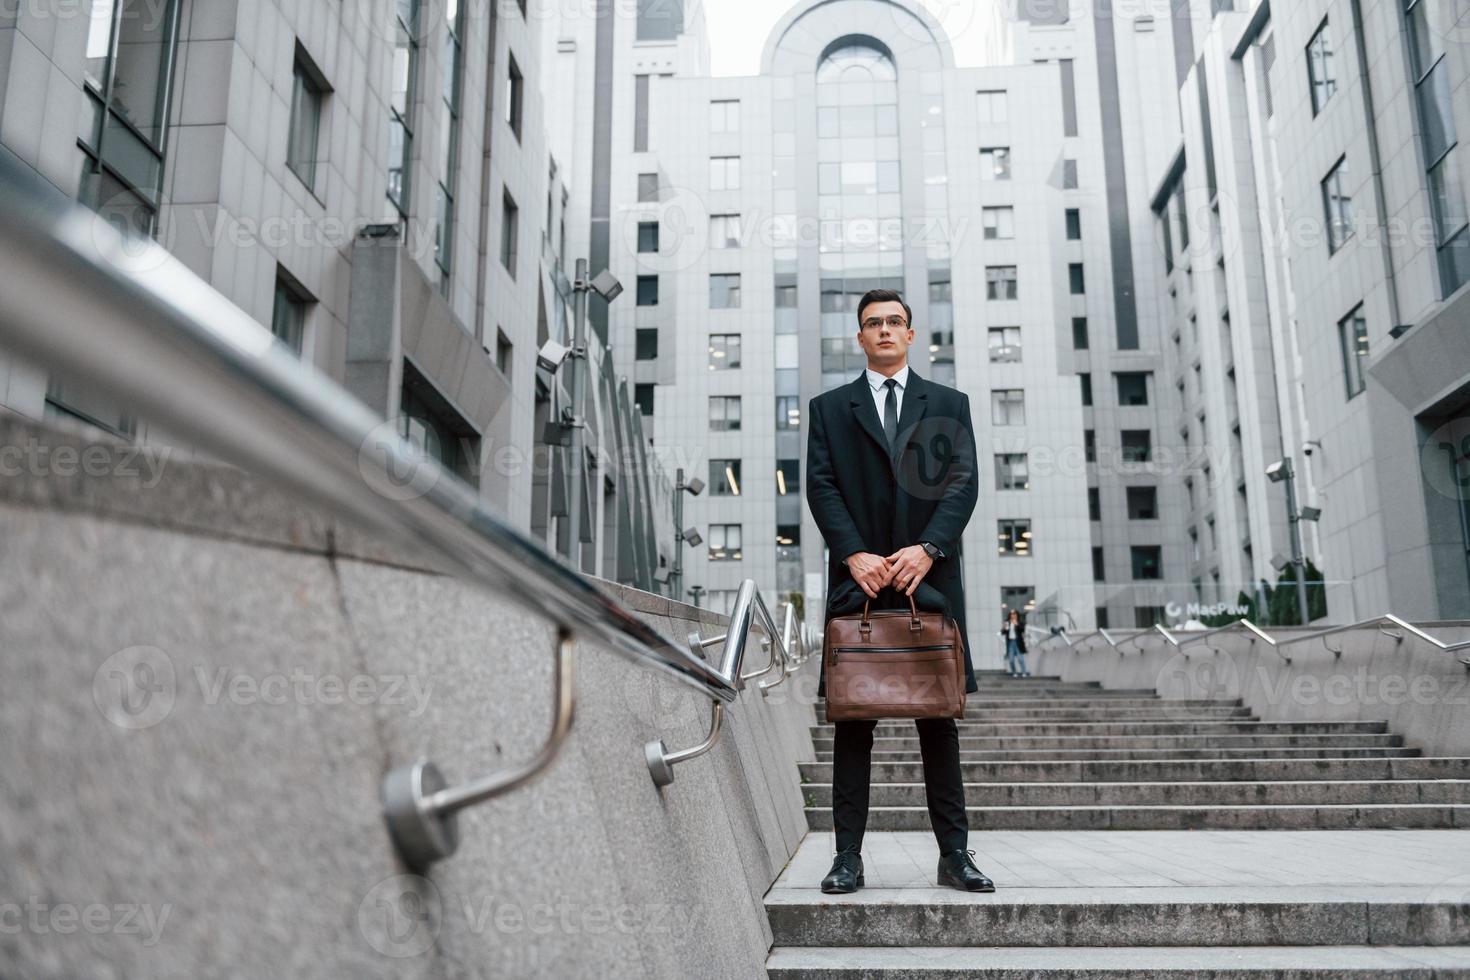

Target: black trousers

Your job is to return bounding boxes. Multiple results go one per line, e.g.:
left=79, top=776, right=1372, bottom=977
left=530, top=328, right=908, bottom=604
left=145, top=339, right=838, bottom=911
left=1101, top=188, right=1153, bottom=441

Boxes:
left=831, top=716, right=969, bottom=854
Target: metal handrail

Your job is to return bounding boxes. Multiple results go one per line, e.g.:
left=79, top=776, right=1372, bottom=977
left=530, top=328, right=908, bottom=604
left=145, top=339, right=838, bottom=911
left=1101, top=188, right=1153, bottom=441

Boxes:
left=0, top=162, right=781, bottom=871
left=1035, top=614, right=1470, bottom=661
left=646, top=580, right=813, bottom=786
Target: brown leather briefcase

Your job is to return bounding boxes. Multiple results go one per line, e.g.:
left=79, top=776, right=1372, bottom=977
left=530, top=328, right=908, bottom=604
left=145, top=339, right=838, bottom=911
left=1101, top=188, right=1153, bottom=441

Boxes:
left=823, top=592, right=967, bottom=721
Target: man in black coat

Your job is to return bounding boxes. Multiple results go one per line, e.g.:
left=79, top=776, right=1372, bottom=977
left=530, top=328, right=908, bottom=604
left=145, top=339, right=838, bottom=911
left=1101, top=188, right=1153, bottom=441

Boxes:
left=806, top=288, right=994, bottom=895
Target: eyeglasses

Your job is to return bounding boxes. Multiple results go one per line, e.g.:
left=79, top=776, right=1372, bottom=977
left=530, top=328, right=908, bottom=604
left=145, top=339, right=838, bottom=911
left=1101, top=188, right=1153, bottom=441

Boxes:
left=861, top=316, right=909, bottom=330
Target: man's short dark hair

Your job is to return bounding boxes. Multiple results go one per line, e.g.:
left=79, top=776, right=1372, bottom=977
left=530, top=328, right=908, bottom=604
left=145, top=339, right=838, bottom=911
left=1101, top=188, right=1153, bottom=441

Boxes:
left=856, top=288, right=912, bottom=328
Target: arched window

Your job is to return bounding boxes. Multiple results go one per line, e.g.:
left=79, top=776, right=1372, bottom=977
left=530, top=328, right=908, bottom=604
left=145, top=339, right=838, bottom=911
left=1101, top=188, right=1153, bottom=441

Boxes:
left=816, top=42, right=897, bottom=83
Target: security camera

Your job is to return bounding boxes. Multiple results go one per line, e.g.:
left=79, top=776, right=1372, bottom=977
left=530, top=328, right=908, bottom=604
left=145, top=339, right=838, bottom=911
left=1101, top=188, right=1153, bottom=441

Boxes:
left=1302, top=440, right=1321, bottom=457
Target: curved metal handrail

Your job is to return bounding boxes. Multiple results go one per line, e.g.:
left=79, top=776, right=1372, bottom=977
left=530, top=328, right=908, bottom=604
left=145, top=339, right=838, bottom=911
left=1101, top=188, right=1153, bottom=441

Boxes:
left=647, top=580, right=810, bottom=786
left=0, top=162, right=759, bottom=871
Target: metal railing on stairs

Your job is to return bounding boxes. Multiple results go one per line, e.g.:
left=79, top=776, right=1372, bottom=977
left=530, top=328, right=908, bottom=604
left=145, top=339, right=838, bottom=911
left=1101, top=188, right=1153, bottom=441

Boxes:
left=0, top=158, right=816, bottom=872
left=1037, top=614, right=1470, bottom=667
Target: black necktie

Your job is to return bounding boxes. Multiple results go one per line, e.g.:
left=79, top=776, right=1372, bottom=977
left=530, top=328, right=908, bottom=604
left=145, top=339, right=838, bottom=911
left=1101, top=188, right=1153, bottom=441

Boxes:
left=882, top=378, right=898, bottom=450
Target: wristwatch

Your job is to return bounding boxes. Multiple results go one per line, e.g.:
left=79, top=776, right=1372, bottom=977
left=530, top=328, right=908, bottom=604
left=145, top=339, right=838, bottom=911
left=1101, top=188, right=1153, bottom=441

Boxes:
left=920, top=541, right=943, bottom=559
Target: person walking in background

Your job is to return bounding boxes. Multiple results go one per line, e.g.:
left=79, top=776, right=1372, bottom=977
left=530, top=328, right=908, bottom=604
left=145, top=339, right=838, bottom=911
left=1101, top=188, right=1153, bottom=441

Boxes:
left=1001, top=609, right=1030, bottom=677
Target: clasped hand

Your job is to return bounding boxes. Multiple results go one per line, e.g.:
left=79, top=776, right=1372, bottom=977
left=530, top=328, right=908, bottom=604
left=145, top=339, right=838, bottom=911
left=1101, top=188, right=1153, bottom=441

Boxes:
left=846, top=545, right=933, bottom=599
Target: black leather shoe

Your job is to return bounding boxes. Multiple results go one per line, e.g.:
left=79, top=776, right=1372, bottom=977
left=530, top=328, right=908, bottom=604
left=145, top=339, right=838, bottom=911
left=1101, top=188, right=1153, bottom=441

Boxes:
left=820, top=848, right=864, bottom=894
left=937, top=849, right=995, bottom=892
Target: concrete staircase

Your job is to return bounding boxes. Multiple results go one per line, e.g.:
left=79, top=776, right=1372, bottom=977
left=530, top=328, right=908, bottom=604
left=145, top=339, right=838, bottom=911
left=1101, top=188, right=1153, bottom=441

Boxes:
left=764, top=670, right=1470, bottom=977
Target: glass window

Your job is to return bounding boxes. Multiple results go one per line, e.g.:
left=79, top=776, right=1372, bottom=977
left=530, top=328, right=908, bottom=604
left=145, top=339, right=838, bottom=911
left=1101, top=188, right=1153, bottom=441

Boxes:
left=1093, top=547, right=1105, bottom=581
left=1066, top=208, right=1082, bottom=240
left=1127, top=486, right=1158, bottom=519
left=1072, top=316, right=1089, bottom=349
left=1116, top=372, right=1150, bottom=406
left=634, top=382, right=654, bottom=415
left=709, top=397, right=741, bottom=432
left=636, top=0, right=682, bottom=40
left=983, top=206, right=1015, bottom=239
left=709, top=333, right=741, bottom=369
left=1080, top=373, right=1093, bottom=407
left=1121, top=430, right=1153, bottom=462
left=637, top=221, right=659, bottom=252
left=777, top=458, right=799, bottom=496
left=1338, top=305, right=1368, bottom=399
left=285, top=58, right=323, bottom=191
left=980, top=147, right=1011, bottom=181
left=986, top=266, right=1018, bottom=300
left=1069, top=263, right=1086, bottom=294
left=636, top=274, right=658, bottom=305
left=636, top=327, right=658, bottom=360
left=1085, top=428, right=1096, bottom=461
left=1322, top=155, right=1354, bottom=253
left=996, top=453, right=1029, bottom=490
left=988, top=326, right=1021, bottom=362
left=709, top=273, right=741, bottom=308
left=998, top=519, right=1032, bottom=557
left=710, top=156, right=740, bottom=190
left=638, top=172, right=659, bottom=201
left=1063, top=158, right=1078, bottom=189
left=710, top=213, right=741, bottom=249
left=1000, top=585, right=1035, bottom=617
left=775, top=283, right=797, bottom=307
left=1307, top=19, right=1336, bottom=115
left=506, top=53, right=523, bottom=139
left=388, top=1, right=419, bottom=214
left=271, top=272, right=307, bottom=356
left=1131, top=546, right=1163, bottom=580
left=776, top=395, right=800, bottom=430
left=634, top=74, right=648, bottom=151
left=708, top=524, right=742, bottom=561
left=500, top=189, right=518, bottom=276
left=1089, top=487, right=1101, bottom=521
left=710, top=99, right=739, bottom=133
left=991, top=389, right=1025, bottom=426
left=434, top=0, right=464, bottom=278
left=976, top=90, right=1008, bottom=124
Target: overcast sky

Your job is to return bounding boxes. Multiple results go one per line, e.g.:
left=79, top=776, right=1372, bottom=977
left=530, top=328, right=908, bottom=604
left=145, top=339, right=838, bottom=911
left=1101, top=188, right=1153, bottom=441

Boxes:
left=701, top=0, right=992, bottom=76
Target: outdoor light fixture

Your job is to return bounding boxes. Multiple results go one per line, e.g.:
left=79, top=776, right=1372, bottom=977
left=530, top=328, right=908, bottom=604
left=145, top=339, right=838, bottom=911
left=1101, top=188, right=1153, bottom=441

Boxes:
left=589, top=268, right=623, bottom=302
left=684, top=476, right=705, bottom=496
left=1265, top=458, right=1290, bottom=483
left=681, top=527, right=703, bottom=547
left=652, top=564, right=670, bottom=583
left=1270, top=552, right=1290, bottom=572
left=1300, top=505, right=1322, bottom=522
left=537, top=339, right=572, bottom=373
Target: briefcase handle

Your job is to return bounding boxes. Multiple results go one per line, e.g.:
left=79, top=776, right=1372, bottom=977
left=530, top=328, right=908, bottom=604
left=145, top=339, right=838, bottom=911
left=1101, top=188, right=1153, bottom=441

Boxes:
left=860, top=592, right=923, bottom=636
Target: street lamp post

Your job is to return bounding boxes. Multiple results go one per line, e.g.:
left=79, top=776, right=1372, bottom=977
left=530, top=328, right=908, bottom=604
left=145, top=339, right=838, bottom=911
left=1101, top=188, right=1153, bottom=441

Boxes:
left=672, top=468, right=704, bottom=598
left=564, top=259, right=622, bottom=574
left=1266, top=457, right=1311, bottom=626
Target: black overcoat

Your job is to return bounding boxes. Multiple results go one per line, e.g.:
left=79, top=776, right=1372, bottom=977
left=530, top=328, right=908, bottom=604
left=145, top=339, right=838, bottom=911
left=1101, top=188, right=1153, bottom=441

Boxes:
left=807, top=368, right=979, bottom=696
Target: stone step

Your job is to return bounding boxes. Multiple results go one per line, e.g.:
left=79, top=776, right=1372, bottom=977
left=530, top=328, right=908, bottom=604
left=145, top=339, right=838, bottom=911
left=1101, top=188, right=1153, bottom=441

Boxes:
left=820, top=707, right=1259, bottom=722
left=768, top=832, right=1470, bottom=948
left=812, top=734, right=1405, bottom=753
left=765, top=944, right=1470, bottom=977
left=800, top=779, right=1470, bottom=807
left=802, top=803, right=1469, bottom=831
left=817, top=747, right=1422, bottom=762
left=811, top=721, right=1386, bottom=737
left=798, top=756, right=1470, bottom=784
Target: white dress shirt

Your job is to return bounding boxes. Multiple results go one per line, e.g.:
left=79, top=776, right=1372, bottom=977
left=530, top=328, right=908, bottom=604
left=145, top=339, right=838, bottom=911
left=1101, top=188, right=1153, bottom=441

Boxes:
left=851, top=362, right=945, bottom=560
left=864, top=363, right=910, bottom=421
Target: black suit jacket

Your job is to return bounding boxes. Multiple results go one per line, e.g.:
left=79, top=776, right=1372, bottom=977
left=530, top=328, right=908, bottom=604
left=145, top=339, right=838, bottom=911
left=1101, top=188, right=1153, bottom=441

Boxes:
left=807, top=367, right=979, bottom=695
